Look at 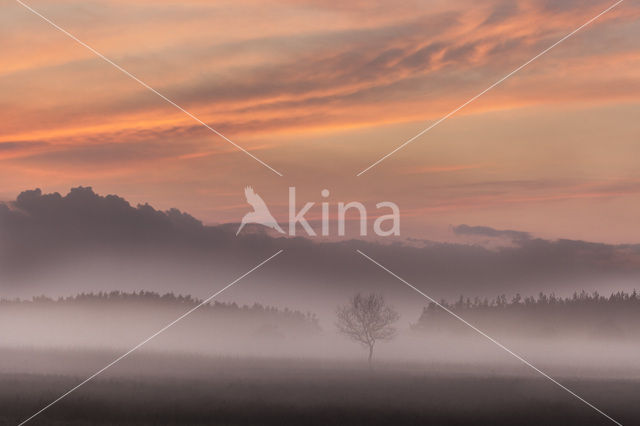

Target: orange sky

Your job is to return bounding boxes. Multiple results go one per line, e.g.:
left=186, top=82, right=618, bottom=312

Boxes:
left=1, top=0, right=639, bottom=243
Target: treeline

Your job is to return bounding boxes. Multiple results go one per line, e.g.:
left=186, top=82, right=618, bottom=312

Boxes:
left=413, top=290, right=640, bottom=339
left=1, top=291, right=320, bottom=333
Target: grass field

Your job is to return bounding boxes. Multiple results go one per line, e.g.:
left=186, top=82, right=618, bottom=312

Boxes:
left=2, top=350, right=636, bottom=426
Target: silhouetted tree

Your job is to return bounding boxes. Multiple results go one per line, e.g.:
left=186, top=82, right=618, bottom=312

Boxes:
left=336, top=293, right=399, bottom=368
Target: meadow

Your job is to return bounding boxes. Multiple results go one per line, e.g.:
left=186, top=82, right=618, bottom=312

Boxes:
left=2, top=349, right=637, bottom=426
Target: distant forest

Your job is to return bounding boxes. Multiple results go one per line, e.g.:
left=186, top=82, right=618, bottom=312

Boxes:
left=0, top=291, right=320, bottom=334
left=414, top=290, right=640, bottom=339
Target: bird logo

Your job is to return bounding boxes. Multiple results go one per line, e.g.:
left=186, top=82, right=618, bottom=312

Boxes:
left=236, top=186, right=285, bottom=235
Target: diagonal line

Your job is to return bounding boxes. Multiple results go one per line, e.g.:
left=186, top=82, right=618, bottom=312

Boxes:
left=15, top=0, right=283, bottom=177
left=17, top=249, right=284, bottom=426
left=356, top=249, right=623, bottom=426
left=356, top=0, right=624, bottom=176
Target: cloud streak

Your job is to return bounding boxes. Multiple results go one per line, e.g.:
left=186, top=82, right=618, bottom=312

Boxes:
left=3, top=0, right=637, bottom=147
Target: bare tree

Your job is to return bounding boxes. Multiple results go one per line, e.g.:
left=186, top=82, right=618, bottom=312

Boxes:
left=336, top=293, right=399, bottom=368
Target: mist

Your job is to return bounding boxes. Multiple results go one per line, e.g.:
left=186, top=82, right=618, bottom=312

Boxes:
left=2, top=290, right=638, bottom=380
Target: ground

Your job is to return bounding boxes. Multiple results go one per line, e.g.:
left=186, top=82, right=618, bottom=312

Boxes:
left=2, top=351, right=636, bottom=426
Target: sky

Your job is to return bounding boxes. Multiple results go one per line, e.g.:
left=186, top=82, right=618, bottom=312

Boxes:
left=1, top=0, right=640, bottom=243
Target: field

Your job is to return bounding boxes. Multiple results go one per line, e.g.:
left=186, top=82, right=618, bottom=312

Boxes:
left=2, top=350, right=637, bottom=426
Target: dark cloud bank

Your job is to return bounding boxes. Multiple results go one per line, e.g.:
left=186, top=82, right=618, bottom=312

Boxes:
left=1, top=187, right=639, bottom=315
